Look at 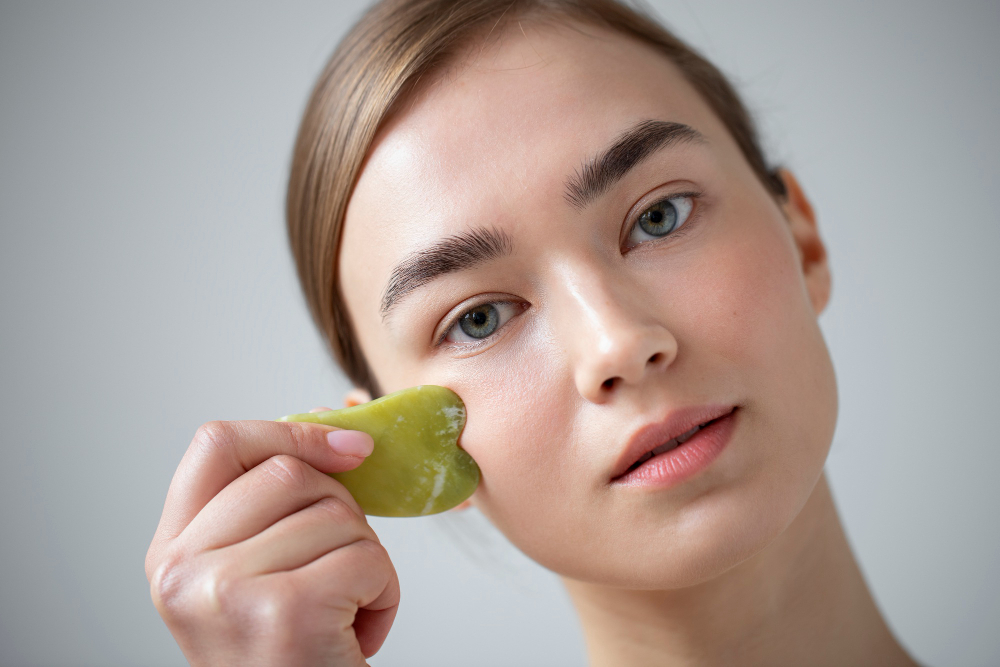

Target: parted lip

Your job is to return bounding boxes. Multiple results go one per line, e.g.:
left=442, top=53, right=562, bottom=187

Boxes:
left=610, top=404, right=737, bottom=481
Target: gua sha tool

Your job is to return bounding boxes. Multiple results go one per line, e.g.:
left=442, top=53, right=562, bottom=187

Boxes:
left=277, top=385, right=478, bottom=517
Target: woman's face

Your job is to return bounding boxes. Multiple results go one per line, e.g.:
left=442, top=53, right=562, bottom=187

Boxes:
left=339, top=22, right=837, bottom=588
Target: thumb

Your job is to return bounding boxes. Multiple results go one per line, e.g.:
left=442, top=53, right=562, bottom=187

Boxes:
left=307, top=406, right=374, bottom=464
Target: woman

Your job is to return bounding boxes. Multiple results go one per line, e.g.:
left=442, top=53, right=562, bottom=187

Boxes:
left=146, top=1, right=922, bottom=664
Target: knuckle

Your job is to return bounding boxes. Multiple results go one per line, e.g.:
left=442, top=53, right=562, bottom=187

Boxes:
left=150, top=548, right=247, bottom=626
left=261, top=454, right=311, bottom=490
left=193, top=420, right=236, bottom=458
left=280, top=420, right=315, bottom=457
left=352, top=537, right=391, bottom=568
left=248, top=585, right=304, bottom=635
left=149, top=549, right=190, bottom=621
left=201, top=563, right=243, bottom=618
left=313, top=495, right=360, bottom=524
left=317, top=479, right=366, bottom=519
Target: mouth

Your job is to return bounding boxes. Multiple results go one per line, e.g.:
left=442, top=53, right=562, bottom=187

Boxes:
left=625, top=421, right=711, bottom=472
left=611, top=405, right=737, bottom=483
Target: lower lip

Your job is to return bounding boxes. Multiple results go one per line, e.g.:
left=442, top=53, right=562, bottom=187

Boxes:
left=612, top=408, right=738, bottom=488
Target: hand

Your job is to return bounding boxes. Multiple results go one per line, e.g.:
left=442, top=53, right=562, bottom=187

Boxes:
left=145, top=417, right=399, bottom=666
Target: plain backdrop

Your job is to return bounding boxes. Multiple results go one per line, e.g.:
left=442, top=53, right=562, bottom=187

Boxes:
left=2, top=1, right=998, bottom=665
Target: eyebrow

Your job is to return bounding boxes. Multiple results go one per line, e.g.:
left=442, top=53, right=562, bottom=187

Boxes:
left=564, top=120, right=705, bottom=209
left=380, top=226, right=513, bottom=318
left=378, top=120, right=702, bottom=320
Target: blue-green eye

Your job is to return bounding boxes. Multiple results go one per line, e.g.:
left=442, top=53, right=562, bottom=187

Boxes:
left=445, top=302, right=520, bottom=343
left=626, top=195, right=695, bottom=247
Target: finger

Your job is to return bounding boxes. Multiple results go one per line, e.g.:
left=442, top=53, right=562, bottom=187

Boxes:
left=227, top=496, right=378, bottom=574
left=309, top=406, right=335, bottom=413
left=154, top=420, right=373, bottom=546
left=181, top=454, right=366, bottom=551
left=354, top=606, right=398, bottom=659
left=287, top=539, right=400, bottom=658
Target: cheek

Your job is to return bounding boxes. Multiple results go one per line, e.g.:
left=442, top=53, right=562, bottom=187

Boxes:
left=686, top=217, right=806, bottom=371
left=676, top=202, right=831, bottom=407
left=725, top=214, right=837, bottom=434
left=691, top=209, right=839, bottom=533
left=429, top=337, right=574, bottom=509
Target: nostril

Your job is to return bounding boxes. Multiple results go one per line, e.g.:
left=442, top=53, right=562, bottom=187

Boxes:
left=602, top=378, right=615, bottom=390
left=648, top=352, right=662, bottom=365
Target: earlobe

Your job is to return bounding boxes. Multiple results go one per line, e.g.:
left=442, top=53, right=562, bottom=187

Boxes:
left=450, top=499, right=474, bottom=512
left=777, top=169, right=831, bottom=316
left=344, top=387, right=373, bottom=408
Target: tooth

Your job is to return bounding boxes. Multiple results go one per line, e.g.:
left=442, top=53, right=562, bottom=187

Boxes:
left=630, top=423, right=709, bottom=472
left=652, top=439, right=679, bottom=457
left=676, top=425, right=701, bottom=444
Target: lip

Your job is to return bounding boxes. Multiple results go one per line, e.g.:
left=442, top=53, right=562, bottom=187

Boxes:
left=610, top=404, right=738, bottom=484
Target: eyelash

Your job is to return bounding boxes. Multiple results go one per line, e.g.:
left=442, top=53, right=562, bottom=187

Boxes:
left=622, top=189, right=702, bottom=252
left=433, top=189, right=704, bottom=349
left=434, top=299, right=524, bottom=347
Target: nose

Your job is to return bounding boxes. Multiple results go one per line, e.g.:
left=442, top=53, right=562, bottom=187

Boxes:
left=555, top=266, right=678, bottom=404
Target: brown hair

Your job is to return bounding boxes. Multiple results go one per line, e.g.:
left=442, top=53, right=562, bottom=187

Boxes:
left=286, top=0, right=786, bottom=397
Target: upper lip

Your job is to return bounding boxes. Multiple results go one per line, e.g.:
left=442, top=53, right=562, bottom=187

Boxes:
left=610, top=404, right=736, bottom=481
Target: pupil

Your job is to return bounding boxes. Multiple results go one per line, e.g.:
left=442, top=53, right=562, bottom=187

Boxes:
left=638, top=200, right=676, bottom=237
left=459, top=304, right=501, bottom=339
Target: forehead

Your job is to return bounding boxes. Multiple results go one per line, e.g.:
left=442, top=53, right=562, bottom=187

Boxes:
left=343, top=21, right=724, bottom=250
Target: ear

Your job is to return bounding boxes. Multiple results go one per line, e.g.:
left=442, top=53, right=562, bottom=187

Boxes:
left=344, top=387, right=373, bottom=408
left=777, top=169, right=831, bottom=316
left=449, top=499, right=474, bottom=512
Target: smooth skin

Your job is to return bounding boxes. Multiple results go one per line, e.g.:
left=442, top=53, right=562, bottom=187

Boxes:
left=147, top=18, right=919, bottom=667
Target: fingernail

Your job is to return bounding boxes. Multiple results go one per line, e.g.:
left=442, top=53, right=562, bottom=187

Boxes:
left=326, top=430, right=374, bottom=457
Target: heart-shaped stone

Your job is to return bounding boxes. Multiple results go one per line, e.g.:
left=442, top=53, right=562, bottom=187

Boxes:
left=278, top=385, right=479, bottom=516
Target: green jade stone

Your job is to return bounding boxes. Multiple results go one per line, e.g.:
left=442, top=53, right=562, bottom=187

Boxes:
left=277, top=385, right=478, bottom=517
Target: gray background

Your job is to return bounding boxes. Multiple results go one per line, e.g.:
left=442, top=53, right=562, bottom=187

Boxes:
left=1, top=1, right=998, bottom=665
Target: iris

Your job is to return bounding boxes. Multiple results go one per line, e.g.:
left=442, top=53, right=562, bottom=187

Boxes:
left=638, top=199, right=679, bottom=236
left=459, top=304, right=500, bottom=338
left=626, top=194, right=695, bottom=248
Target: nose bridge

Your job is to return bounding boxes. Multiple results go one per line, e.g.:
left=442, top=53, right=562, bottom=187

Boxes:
left=561, top=265, right=634, bottom=353
left=552, top=261, right=677, bottom=402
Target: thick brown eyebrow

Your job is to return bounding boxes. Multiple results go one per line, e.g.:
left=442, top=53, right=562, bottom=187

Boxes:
left=380, top=226, right=513, bottom=319
left=564, top=120, right=705, bottom=209
left=378, top=121, right=699, bottom=319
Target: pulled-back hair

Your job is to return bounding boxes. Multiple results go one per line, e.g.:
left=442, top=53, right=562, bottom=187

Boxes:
left=286, top=0, right=785, bottom=397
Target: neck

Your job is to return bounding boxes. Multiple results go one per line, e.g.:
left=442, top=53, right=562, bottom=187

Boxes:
left=562, top=472, right=917, bottom=667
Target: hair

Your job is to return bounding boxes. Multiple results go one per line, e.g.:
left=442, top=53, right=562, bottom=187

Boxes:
left=286, top=0, right=786, bottom=397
